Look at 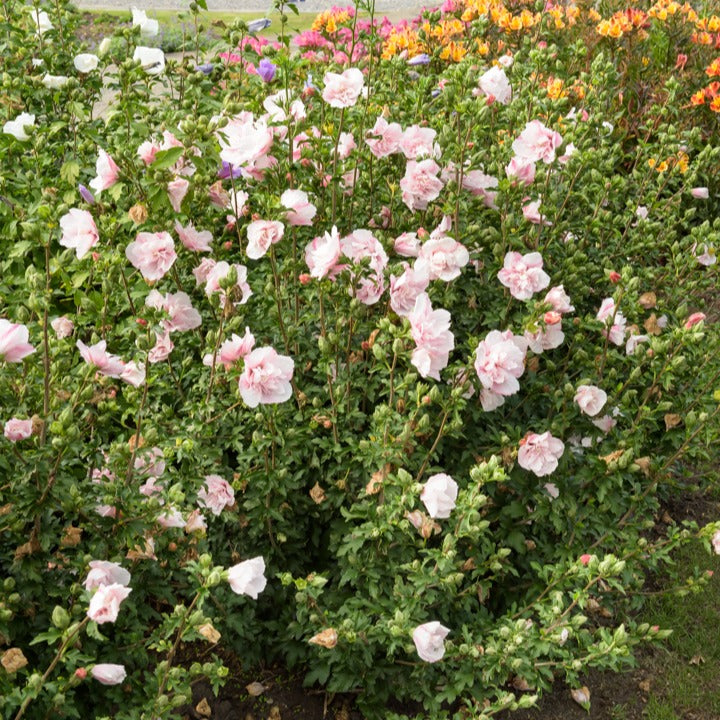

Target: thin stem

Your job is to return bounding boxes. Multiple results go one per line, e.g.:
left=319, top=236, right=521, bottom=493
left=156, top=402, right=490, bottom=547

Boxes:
left=13, top=617, right=90, bottom=720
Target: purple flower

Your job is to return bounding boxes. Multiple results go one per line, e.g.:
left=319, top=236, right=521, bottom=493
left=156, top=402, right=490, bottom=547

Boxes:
left=217, top=161, right=243, bottom=180
left=78, top=184, right=96, bottom=205
left=196, top=62, right=215, bottom=74
left=247, top=18, right=271, bottom=33
left=408, top=53, right=430, bottom=66
left=257, top=58, right=277, bottom=83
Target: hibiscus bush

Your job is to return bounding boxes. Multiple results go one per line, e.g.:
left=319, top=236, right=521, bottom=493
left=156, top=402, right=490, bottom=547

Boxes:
left=1, top=0, right=719, bottom=718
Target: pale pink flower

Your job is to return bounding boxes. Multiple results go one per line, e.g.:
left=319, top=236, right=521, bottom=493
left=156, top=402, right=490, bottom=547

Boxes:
left=480, top=387, right=505, bottom=412
left=512, top=120, right=563, bottom=164
left=523, top=198, right=551, bottom=225
left=198, top=474, right=235, bottom=516
left=91, top=664, right=126, bottom=685
left=185, top=509, right=207, bottom=533
left=544, top=286, right=574, bottom=314
left=51, top=316, right=74, bottom=338
left=87, top=583, right=132, bottom=624
left=596, top=298, right=617, bottom=322
left=477, top=65, right=512, bottom=104
left=505, top=156, right=536, bottom=186
left=146, top=290, right=201, bottom=332
left=365, top=116, right=403, bottom=158
left=175, top=220, right=213, bottom=252
left=524, top=322, right=564, bottom=353
left=218, top=113, right=274, bottom=168
left=227, top=556, right=267, bottom=598
left=305, top=227, right=342, bottom=279
left=157, top=507, right=185, bottom=529
left=415, top=237, right=469, bottom=282
left=84, top=561, right=131, bottom=591
left=401, top=159, right=444, bottom=211
left=399, top=125, right=438, bottom=160
left=711, top=529, right=720, bottom=555
left=355, top=276, right=385, bottom=305
left=592, top=414, right=617, bottom=433
left=281, top=188, right=317, bottom=226
left=263, top=90, right=306, bottom=123
left=228, top=188, right=249, bottom=219
left=322, top=67, right=364, bottom=108
left=126, top=232, right=177, bottom=282
left=148, top=331, right=173, bottom=363
left=684, top=312, right=706, bottom=329
left=394, top=232, right=421, bottom=258
left=461, top=170, right=499, bottom=208
left=134, top=447, right=165, bottom=478
left=626, top=333, right=649, bottom=355
left=574, top=385, right=607, bottom=417
left=420, top=473, right=458, bottom=519
left=77, top=339, right=126, bottom=377
left=338, top=131, right=356, bottom=159
left=193, top=258, right=217, bottom=285
left=167, top=177, right=189, bottom=212
left=518, top=431, right=565, bottom=477
left=390, top=263, right=430, bottom=316
left=544, top=483, right=559, bottom=499
left=203, top=328, right=255, bottom=369
left=204, top=262, right=252, bottom=305
left=691, top=187, right=709, bottom=199
left=0, top=320, right=35, bottom=363
left=4, top=418, right=33, bottom=442
left=596, top=298, right=626, bottom=345
left=341, top=229, right=388, bottom=275
left=89, top=149, right=120, bottom=194
left=59, top=209, right=99, bottom=259
left=408, top=293, right=454, bottom=380
left=695, top=244, right=717, bottom=266
left=412, top=621, right=450, bottom=663
left=137, top=139, right=160, bottom=165
left=239, top=347, right=294, bottom=407
left=120, top=361, right=145, bottom=387
left=247, top=220, right=285, bottom=260
left=498, top=251, right=550, bottom=300
left=474, top=330, right=527, bottom=397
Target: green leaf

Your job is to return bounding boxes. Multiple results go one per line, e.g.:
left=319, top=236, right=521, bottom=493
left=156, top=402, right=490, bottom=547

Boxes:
left=60, top=160, right=80, bottom=186
left=151, top=147, right=184, bottom=170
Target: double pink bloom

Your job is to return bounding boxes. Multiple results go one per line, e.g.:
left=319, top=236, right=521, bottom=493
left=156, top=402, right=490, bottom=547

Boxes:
left=408, top=293, right=454, bottom=381
left=126, top=232, right=177, bottom=282
left=517, top=431, right=565, bottom=477
left=238, top=347, right=294, bottom=407
left=497, top=251, right=550, bottom=301
left=59, top=209, right=99, bottom=260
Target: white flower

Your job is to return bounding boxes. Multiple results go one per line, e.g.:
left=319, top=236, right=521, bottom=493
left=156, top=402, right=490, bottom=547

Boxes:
left=227, top=556, right=267, bottom=599
left=42, top=74, right=68, bottom=90
left=3, top=112, right=35, bottom=141
left=133, top=46, right=165, bottom=75
left=32, top=9, right=53, bottom=35
left=420, top=473, right=458, bottom=519
left=412, top=621, right=450, bottom=663
left=74, top=53, right=100, bottom=73
left=132, top=7, right=159, bottom=37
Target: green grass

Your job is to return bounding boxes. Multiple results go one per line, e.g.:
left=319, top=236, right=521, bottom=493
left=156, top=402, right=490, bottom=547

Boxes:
left=616, top=539, right=720, bottom=720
